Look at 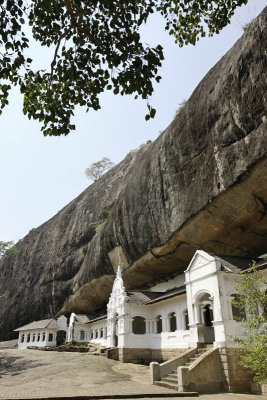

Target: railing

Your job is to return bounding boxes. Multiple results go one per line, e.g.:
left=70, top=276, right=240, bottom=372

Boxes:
left=150, top=346, right=197, bottom=383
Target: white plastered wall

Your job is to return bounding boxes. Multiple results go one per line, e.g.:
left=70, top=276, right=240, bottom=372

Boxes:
left=67, top=313, right=107, bottom=345
left=185, top=251, right=226, bottom=347
left=18, top=329, right=56, bottom=349
left=123, top=295, right=190, bottom=349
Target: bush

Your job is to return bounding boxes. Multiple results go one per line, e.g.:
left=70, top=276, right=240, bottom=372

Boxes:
left=81, top=244, right=88, bottom=256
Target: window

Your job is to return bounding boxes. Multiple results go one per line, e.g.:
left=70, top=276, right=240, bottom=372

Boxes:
left=80, top=330, right=85, bottom=340
left=90, top=330, right=93, bottom=339
left=132, top=316, right=146, bottom=334
left=20, top=334, right=25, bottom=343
left=155, top=316, right=162, bottom=334
left=232, top=294, right=246, bottom=321
left=168, top=312, right=177, bottom=332
left=48, top=333, right=53, bottom=342
left=27, top=333, right=31, bottom=342
left=42, top=332, right=46, bottom=341
left=100, top=328, right=104, bottom=338
left=183, top=310, right=189, bottom=330
left=95, top=330, right=98, bottom=338
left=37, top=333, right=40, bottom=342
left=32, top=333, right=36, bottom=342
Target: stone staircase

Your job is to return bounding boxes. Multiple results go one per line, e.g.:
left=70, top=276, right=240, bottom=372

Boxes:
left=154, top=345, right=212, bottom=391
left=87, top=343, right=107, bottom=356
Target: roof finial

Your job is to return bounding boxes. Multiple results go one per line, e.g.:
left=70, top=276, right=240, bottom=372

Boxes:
left=117, top=266, right=122, bottom=278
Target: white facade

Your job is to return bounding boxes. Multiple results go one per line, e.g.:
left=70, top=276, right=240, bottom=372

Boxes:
left=68, top=313, right=107, bottom=346
left=16, top=316, right=68, bottom=349
left=16, top=251, right=266, bottom=354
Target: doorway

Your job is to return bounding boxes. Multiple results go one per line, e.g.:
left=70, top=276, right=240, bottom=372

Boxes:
left=56, top=330, right=66, bottom=346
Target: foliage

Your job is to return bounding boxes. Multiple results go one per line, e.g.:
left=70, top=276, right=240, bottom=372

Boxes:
left=232, top=262, right=267, bottom=384
left=94, top=209, right=111, bottom=232
left=0, top=240, right=17, bottom=258
left=85, top=157, right=114, bottom=181
left=175, top=99, right=187, bottom=116
left=126, top=139, right=153, bottom=157
left=100, top=209, right=110, bottom=220
left=0, top=0, right=248, bottom=136
left=81, top=244, right=88, bottom=256
left=95, top=221, right=104, bottom=233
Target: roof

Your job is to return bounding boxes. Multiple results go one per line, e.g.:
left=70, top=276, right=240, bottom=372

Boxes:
left=146, top=286, right=186, bottom=304
left=216, top=255, right=267, bottom=273
left=74, top=314, right=90, bottom=324
left=85, top=315, right=107, bottom=324
left=126, top=286, right=186, bottom=305
left=75, top=310, right=107, bottom=325
left=14, top=318, right=57, bottom=332
left=126, top=291, right=163, bottom=305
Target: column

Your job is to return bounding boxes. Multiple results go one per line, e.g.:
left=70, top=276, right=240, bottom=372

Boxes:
left=194, top=302, right=201, bottom=324
left=146, top=319, right=150, bottom=334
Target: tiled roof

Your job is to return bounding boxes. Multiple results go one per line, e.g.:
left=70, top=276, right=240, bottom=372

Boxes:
left=14, top=318, right=57, bottom=332
left=74, top=314, right=90, bottom=324
left=126, top=286, right=186, bottom=305
left=146, top=286, right=186, bottom=304
left=216, top=255, right=267, bottom=273
left=76, top=310, right=107, bottom=324
left=126, top=291, right=163, bottom=305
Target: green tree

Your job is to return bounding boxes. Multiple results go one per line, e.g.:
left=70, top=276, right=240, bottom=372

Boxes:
left=0, top=0, right=248, bottom=136
left=85, top=157, right=114, bottom=181
left=0, top=240, right=16, bottom=258
left=232, top=262, right=267, bottom=384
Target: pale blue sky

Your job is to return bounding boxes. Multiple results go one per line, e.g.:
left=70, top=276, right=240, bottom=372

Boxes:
left=0, top=1, right=265, bottom=243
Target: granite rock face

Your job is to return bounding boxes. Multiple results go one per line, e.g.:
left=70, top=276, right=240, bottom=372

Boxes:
left=0, top=8, right=266, bottom=340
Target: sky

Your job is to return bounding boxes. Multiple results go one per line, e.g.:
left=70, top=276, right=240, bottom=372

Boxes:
left=0, top=1, right=265, bottom=244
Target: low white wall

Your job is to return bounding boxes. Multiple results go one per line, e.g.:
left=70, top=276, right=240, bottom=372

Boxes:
left=69, top=318, right=107, bottom=346
left=18, top=329, right=56, bottom=349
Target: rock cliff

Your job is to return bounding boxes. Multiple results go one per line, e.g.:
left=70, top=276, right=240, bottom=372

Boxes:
left=0, top=8, right=266, bottom=340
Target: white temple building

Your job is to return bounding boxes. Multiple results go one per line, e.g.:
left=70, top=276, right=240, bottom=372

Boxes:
left=14, top=250, right=267, bottom=393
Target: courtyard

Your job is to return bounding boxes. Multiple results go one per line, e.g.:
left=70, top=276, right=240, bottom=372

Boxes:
left=0, top=348, right=265, bottom=400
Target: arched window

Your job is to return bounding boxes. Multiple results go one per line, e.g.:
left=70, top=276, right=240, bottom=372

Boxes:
left=21, top=334, right=25, bottom=343
left=32, top=333, right=36, bottom=342
left=168, top=312, right=177, bottom=332
left=155, top=316, right=162, bottom=334
left=100, top=328, right=104, bottom=338
left=80, top=330, right=85, bottom=340
left=95, top=329, right=98, bottom=338
left=90, top=330, right=93, bottom=339
left=37, top=333, right=40, bottom=342
left=231, top=294, right=246, bottom=321
left=27, top=333, right=31, bottom=342
left=42, top=332, right=46, bottom=341
left=183, top=310, right=189, bottom=330
left=132, top=316, right=146, bottom=334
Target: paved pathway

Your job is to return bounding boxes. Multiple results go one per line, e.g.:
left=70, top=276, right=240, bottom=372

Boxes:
left=0, top=349, right=265, bottom=399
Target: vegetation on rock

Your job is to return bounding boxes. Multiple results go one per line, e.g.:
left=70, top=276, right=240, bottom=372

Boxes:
left=0, top=240, right=17, bottom=258
left=85, top=157, right=114, bottom=182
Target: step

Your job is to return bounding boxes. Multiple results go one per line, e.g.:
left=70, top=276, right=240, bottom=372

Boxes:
left=189, top=356, right=199, bottom=362
left=197, top=349, right=207, bottom=354
left=161, top=377, right=178, bottom=384
left=154, top=381, right=178, bottom=391
left=166, top=373, right=177, bottom=379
